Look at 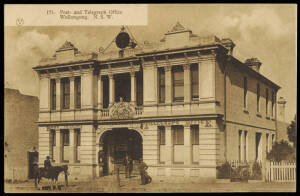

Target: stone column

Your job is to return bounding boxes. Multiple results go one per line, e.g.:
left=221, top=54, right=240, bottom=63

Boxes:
left=69, top=129, right=76, bottom=163
left=130, top=71, right=136, bottom=104
left=198, top=61, right=201, bottom=100
left=240, top=131, right=245, bottom=162
left=97, top=75, right=103, bottom=109
left=165, top=125, right=172, bottom=165
left=184, top=64, right=191, bottom=103
left=164, top=66, right=172, bottom=104
left=55, top=78, right=61, bottom=110
left=109, top=74, right=115, bottom=106
left=54, top=129, right=62, bottom=163
left=211, top=50, right=216, bottom=98
left=184, top=125, right=191, bottom=165
left=70, top=76, right=75, bottom=109
left=95, top=144, right=100, bottom=177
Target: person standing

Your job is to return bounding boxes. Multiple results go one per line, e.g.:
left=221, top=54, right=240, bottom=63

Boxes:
left=128, top=157, right=133, bottom=178
left=124, top=155, right=130, bottom=178
left=139, top=158, right=148, bottom=185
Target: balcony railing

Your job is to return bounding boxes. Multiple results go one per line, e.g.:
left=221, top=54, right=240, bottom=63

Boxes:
left=135, top=106, right=143, bottom=115
left=101, top=108, right=110, bottom=117
left=99, top=103, right=143, bottom=119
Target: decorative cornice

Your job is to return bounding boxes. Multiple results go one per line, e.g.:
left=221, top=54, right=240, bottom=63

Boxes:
left=164, top=66, right=171, bottom=72
left=183, top=64, right=190, bottom=70
left=184, top=52, right=190, bottom=65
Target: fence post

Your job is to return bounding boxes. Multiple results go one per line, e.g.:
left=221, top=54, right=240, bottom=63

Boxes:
left=270, top=161, right=273, bottom=182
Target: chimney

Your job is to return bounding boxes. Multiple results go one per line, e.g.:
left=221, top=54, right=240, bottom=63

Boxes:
left=277, top=97, right=287, bottom=122
left=221, top=38, right=235, bottom=55
left=245, top=58, right=262, bottom=72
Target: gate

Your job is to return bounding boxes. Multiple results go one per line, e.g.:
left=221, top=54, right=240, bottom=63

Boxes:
left=28, top=151, right=38, bottom=179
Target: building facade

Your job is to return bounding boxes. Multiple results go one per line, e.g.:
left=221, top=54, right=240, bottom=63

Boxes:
left=33, top=23, right=281, bottom=181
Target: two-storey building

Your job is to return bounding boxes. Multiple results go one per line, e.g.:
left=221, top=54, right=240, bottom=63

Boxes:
left=33, top=22, right=280, bottom=181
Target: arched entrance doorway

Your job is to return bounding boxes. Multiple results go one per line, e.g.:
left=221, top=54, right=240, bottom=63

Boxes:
left=99, top=128, right=143, bottom=176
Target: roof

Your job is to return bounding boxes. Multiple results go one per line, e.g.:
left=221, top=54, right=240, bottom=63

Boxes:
left=166, top=22, right=190, bottom=34
left=56, top=41, right=78, bottom=52
left=229, top=56, right=281, bottom=90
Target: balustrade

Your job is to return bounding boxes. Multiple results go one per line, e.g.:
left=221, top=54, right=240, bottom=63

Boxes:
left=99, top=102, right=143, bottom=119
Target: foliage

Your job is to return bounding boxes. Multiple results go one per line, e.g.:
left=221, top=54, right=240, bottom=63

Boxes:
left=267, top=140, right=296, bottom=162
left=216, top=162, right=231, bottom=179
left=230, top=165, right=250, bottom=182
left=249, top=162, right=262, bottom=180
left=287, top=114, right=297, bottom=148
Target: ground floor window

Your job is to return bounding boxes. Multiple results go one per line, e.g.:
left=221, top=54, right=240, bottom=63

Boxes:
left=191, top=125, right=199, bottom=163
left=255, top=132, right=262, bottom=161
left=62, top=129, right=70, bottom=162
left=172, top=125, right=184, bottom=164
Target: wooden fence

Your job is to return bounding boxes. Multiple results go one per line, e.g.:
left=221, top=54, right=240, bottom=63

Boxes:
left=265, top=161, right=296, bottom=182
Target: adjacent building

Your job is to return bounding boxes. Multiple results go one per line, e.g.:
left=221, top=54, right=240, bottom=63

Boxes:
left=4, top=88, right=39, bottom=181
left=33, top=23, right=282, bottom=181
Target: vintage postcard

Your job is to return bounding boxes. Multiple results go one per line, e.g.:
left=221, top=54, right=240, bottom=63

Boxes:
left=4, top=4, right=296, bottom=193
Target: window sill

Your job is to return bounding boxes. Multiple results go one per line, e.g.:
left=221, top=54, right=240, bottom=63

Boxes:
left=256, top=113, right=262, bottom=118
left=243, top=108, right=249, bottom=114
left=172, top=101, right=184, bottom=105
left=61, top=109, right=72, bottom=112
left=173, top=162, right=184, bottom=165
left=266, top=116, right=270, bottom=120
left=62, top=160, right=69, bottom=163
left=271, top=117, right=275, bottom=121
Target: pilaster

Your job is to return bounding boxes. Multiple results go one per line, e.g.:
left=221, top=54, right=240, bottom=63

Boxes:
left=109, top=74, right=115, bottom=106
left=70, top=76, right=75, bottom=109
left=165, top=125, right=172, bottom=165
left=55, top=78, right=61, bottom=110
left=164, top=66, right=172, bottom=104
left=184, top=125, right=191, bottom=165
left=54, top=129, right=62, bottom=163
left=184, top=64, right=191, bottom=103
left=69, top=129, right=76, bottom=163
left=130, top=71, right=136, bottom=104
left=97, top=75, right=103, bottom=109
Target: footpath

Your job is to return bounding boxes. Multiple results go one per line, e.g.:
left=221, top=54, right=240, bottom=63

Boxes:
left=4, top=175, right=296, bottom=193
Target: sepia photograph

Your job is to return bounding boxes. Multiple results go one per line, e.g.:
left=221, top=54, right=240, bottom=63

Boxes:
left=4, top=4, right=297, bottom=193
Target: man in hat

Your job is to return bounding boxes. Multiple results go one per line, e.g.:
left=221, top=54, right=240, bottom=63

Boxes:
left=44, top=156, right=52, bottom=176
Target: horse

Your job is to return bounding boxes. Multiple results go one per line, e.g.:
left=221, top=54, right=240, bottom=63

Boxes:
left=33, top=165, right=69, bottom=190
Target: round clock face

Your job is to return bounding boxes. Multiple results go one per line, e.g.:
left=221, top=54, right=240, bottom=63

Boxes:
left=116, top=32, right=130, bottom=49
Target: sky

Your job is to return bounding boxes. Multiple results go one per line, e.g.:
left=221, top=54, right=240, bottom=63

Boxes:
left=4, top=4, right=297, bottom=123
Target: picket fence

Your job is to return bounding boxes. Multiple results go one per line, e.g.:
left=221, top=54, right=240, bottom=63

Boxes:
left=265, top=161, right=296, bottom=182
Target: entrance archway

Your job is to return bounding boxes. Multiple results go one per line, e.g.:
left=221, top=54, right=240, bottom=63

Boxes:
left=99, top=128, right=143, bottom=176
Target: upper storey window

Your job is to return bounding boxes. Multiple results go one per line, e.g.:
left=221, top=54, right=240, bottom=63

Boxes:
left=172, top=66, right=184, bottom=102
left=191, top=64, right=199, bottom=100
left=61, top=77, right=70, bottom=109
left=75, top=76, right=81, bottom=109
left=257, top=83, right=260, bottom=113
left=243, top=77, right=248, bottom=109
left=271, top=91, right=275, bottom=117
left=50, top=79, right=56, bottom=110
left=158, top=67, right=165, bottom=103
left=266, top=88, right=269, bottom=116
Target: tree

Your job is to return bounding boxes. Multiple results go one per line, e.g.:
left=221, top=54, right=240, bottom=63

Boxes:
left=267, top=140, right=295, bottom=162
left=287, top=114, right=297, bottom=148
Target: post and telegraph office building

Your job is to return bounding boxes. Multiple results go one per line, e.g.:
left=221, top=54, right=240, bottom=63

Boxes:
left=33, top=23, right=280, bottom=181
